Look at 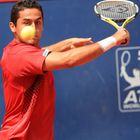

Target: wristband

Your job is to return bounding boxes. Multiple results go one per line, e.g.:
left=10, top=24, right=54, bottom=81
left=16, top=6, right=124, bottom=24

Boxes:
left=43, top=48, right=51, bottom=57
left=98, top=36, right=117, bottom=52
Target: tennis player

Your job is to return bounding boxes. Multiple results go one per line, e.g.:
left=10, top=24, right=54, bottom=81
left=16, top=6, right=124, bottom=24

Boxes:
left=0, top=0, right=130, bottom=139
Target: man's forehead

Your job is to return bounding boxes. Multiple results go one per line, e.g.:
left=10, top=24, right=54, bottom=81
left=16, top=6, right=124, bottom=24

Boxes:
left=19, top=8, right=42, bottom=20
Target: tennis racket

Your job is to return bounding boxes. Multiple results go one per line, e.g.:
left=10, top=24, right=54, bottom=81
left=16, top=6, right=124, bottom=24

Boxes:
left=120, top=51, right=131, bottom=77
left=94, top=0, right=139, bottom=30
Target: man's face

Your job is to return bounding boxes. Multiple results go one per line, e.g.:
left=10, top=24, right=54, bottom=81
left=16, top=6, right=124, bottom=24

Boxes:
left=10, top=8, right=43, bottom=47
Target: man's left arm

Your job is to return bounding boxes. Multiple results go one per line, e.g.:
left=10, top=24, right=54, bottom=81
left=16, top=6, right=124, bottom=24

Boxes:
left=42, top=38, right=93, bottom=52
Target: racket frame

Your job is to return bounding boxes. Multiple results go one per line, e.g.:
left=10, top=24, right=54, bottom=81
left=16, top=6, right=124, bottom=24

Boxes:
left=120, top=50, right=131, bottom=77
left=94, top=0, right=139, bottom=29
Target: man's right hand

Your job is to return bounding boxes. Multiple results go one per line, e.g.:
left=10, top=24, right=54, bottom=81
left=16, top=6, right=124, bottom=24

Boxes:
left=113, top=28, right=130, bottom=46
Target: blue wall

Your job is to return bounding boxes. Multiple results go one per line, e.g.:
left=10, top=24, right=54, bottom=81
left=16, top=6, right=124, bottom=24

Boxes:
left=0, top=0, right=140, bottom=140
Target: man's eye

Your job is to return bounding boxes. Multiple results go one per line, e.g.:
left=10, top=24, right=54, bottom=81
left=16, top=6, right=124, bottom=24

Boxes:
left=36, top=21, right=41, bottom=25
left=24, top=22, right=30, bottom=25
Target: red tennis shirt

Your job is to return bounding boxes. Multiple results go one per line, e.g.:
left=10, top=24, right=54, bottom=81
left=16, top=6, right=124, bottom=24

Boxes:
left=0, top=39, right=56, bottom=140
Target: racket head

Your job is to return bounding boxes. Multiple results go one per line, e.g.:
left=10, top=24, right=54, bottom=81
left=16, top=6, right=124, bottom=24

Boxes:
left=94, top=0, right=139, bottom=23
left=121, top=51, right=131, bottom=66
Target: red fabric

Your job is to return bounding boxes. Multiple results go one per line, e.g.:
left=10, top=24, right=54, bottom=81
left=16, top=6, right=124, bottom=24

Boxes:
left=0, top=0, right=16, bottom=2
left=0, top=40, right=56, bottom=140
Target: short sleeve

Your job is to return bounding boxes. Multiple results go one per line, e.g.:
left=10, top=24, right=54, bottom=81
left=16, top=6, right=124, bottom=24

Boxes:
left=7, top=45, right=50, bottom=77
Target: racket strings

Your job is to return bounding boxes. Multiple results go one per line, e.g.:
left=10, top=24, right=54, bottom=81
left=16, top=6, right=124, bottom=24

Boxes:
left=96, top=1, right=137, bottom=20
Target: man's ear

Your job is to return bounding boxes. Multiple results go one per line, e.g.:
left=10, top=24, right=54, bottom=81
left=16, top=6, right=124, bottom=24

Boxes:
left=9, top=22, right=16, bottom=33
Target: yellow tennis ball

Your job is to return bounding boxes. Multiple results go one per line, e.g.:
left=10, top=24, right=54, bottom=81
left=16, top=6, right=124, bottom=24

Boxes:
left=20, top=26, right=35, bottom=41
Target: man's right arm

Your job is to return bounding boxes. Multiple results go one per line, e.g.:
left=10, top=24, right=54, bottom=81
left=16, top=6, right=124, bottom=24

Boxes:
left=43, top=28, right=130, bottom=71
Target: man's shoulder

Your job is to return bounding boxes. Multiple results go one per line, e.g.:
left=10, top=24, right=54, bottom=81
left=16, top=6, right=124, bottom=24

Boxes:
left=5, top=39, right=40, bottom=55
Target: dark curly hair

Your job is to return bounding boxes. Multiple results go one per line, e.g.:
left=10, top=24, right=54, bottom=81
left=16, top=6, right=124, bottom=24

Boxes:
left=10, top=0, right=44, bottom=26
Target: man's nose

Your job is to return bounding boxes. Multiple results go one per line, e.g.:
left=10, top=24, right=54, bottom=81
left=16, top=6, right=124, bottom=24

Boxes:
left=31, top=23, right=35, bottom=29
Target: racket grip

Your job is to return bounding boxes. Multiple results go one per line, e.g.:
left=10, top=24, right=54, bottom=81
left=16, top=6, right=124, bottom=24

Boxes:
left=121, top=39, right=128, bottom=45
left=120, top=71, right=123, bottom=77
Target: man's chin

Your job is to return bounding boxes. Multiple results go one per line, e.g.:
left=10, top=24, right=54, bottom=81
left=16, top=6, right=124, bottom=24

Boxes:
left=22, top=39, right=39, bottom=47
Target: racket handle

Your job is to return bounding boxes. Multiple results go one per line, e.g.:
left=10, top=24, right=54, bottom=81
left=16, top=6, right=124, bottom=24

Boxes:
left=119, top=29, right=129, bottom=45
left=120, top=71, right=123, bottom=77
left=120, top=65, right=126, bottom=77
left=121, top=39, right=128, bottom=45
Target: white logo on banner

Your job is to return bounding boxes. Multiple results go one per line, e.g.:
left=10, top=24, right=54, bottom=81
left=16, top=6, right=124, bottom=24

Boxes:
left=116, top=47, right=140, bottom=112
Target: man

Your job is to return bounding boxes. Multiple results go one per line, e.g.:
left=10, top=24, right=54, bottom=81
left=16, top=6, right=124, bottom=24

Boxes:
left=0, top=0, right=130, bottom=139
left=121, top=66, right=140, bottom=90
